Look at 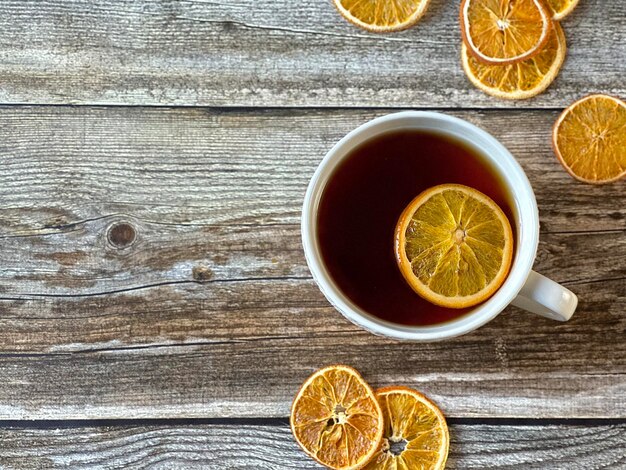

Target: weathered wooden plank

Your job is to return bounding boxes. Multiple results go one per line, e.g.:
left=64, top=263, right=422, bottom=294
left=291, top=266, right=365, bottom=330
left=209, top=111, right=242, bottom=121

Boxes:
left=0, top=219, right=309, bottom=296
left=0, top=252, right=623, bottom=353
left=0, top=278, right=623, bottom=419
left=0, top=106, right=623, bottom=234
left=0, top=216, right=622, bottom=296
left=0, top=0, right=624, bottom=107
left=0, top=423, right=624, bottom=469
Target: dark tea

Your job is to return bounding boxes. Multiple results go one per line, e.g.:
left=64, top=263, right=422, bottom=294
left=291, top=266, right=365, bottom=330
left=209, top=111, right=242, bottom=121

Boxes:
left=316, top=130, right=515, bottom=326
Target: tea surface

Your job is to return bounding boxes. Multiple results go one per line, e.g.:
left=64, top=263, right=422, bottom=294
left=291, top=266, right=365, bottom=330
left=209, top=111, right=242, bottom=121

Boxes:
left=317, top=130, right=515, bottom=326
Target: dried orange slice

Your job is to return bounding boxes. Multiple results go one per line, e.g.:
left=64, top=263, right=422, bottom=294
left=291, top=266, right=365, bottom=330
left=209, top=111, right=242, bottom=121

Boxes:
left=333, top=0, right=431, bottom=33
left=290, top=365, right=384, bottom=470
left=545, top=0, right=580, bottom=20
left=553, top=94, right=626, bottom=184
left=460, top=0, right=552, bottom=65
left=462, top=22, right=566, bottom=100
left=364, top=387, right=449, bottom=470
left=395, top=184, right=514, bottom=309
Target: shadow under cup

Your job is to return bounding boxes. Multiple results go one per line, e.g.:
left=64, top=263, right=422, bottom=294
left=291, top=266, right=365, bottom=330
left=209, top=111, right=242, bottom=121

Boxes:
left=302, top=112, right=539, bottom=341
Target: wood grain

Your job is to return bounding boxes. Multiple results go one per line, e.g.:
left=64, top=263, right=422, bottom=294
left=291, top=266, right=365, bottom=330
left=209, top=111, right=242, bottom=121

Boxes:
left=0, top=0, right=623, bottom=463
left=0, top=277, right=623, bottom=419
left=0, top=105, right=624, bottom=419
left=0, top=106, right=623, bottom=234
left=1, top=216, right=623, bottom=297
left=0, top=0, right=624, bottom=107
left=0, top=423, right=624, bottom=469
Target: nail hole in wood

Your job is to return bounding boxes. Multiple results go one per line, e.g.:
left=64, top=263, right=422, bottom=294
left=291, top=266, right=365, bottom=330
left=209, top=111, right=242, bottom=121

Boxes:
left=107, top=222, right=136, bottom=248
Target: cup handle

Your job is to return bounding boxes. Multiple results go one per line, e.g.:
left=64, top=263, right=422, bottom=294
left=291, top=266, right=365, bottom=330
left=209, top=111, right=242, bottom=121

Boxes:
left=510, top=271, right=578, bottom=321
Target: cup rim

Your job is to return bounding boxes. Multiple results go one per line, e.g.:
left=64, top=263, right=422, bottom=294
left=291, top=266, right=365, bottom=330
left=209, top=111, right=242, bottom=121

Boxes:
left=301, top=111, right=539, bottom=341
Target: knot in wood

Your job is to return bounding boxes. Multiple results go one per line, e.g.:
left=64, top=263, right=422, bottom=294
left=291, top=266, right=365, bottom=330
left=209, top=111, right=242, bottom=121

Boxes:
left=107, top=222, right=136, bottom=248
left=192, top=265, right=213, bottom=282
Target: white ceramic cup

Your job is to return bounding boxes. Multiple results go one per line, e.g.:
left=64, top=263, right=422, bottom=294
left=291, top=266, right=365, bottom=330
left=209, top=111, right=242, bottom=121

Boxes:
left=302, top=111, right=578, bottom=341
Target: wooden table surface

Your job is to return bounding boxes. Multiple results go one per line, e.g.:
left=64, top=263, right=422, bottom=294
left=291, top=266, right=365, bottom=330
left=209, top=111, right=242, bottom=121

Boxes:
left=0, top=0, right=624, bottom=468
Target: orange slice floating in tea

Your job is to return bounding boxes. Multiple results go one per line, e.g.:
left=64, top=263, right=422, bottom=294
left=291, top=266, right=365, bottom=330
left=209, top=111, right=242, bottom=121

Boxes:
left=333, top=0, right=431, bottom=33
left=460, top=0, right=553, bottom=65
left=364, top=386, right=449, bottom=470
left=395, top=184, right=514, bottom=309
left=545, top=0, right=580, bottom=20
left=290, top=365, right=384, bottom=470
left=552, top=94, right=626, bottom=184
left=462, top=22, right=567, bottom=100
